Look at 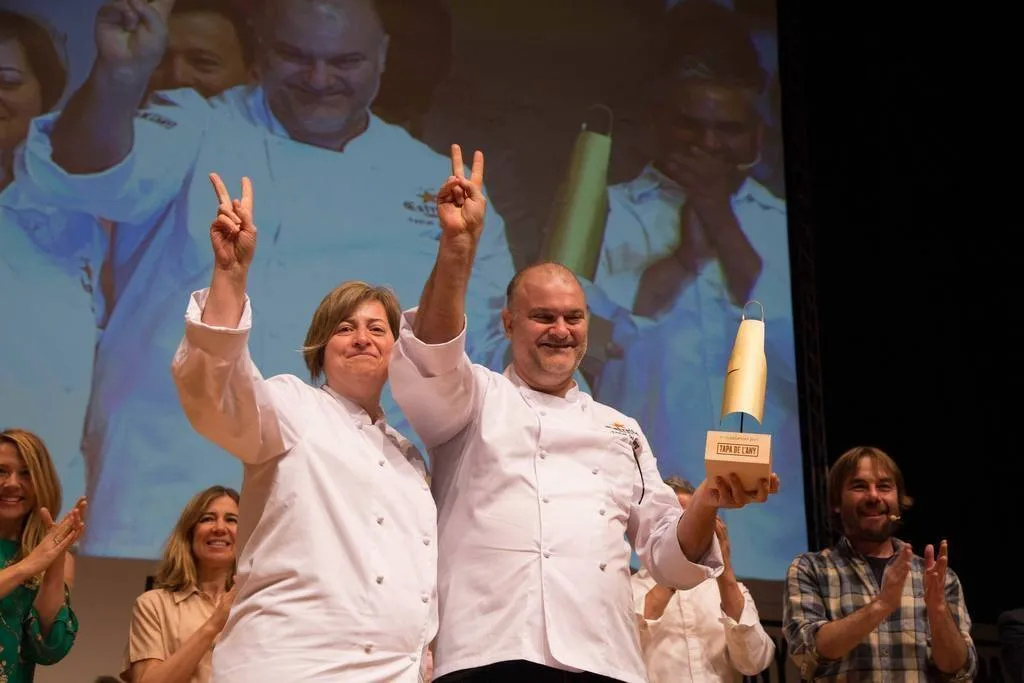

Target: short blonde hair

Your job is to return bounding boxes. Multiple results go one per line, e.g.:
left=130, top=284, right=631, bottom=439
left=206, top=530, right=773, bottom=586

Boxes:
left=302, top=281, right=401, bottom=382
left=154, top=485, right=239, bottom=594
left=0, top=429, right=63, bottom=568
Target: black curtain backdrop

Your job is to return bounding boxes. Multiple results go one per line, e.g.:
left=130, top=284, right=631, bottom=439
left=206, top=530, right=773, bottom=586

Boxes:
left=779, top=0, right=1017, bottom=626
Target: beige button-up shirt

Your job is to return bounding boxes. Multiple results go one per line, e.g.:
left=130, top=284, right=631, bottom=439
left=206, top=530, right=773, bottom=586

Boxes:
left=121, top=587, right=215, bottom=683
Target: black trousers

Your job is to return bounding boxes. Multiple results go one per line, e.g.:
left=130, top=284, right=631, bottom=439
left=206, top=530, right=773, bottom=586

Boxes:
left=434, top=660, right=625, bottom=683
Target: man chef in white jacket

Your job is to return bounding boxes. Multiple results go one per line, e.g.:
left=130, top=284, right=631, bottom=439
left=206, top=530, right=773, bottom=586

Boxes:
left=389, top=145, right=781, bottom=683
left=15, top=0, right=515, bottom=558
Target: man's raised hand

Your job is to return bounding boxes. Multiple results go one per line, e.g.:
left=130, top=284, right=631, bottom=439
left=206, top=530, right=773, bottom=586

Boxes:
left=436, top=144, right=487, bottom=242
left=95, top=0, right=176, bottom=83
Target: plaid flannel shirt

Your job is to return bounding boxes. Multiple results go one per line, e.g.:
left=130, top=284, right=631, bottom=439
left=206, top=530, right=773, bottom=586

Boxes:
left=782, top=537, right=977, bottom=682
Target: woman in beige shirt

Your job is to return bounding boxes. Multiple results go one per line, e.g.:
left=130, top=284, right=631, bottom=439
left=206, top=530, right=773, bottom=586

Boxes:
left=121, top=486, right=239, bottom=683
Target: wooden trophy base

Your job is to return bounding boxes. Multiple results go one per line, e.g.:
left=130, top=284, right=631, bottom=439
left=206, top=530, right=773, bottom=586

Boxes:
left=705, top=430, right=772, bottom=494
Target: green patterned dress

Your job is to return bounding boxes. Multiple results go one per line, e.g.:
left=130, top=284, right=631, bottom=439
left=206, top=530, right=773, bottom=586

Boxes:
left=0, top=540, right=78, bottom=682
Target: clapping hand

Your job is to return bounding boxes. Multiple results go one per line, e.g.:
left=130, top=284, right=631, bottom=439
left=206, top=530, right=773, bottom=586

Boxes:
left=923, top=540, right=949, bottom=613
left=877, top=544, right=913, bottom=614
left=714, top=517, right=732, bottom=563
left=209, top=578, right=239, bottom=633
left=24, top=497, right=87, bottom=575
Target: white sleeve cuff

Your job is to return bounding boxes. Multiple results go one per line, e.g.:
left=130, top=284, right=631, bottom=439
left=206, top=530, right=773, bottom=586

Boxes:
left=397, top=307, right=469, bottom=377
left=182, top=288, right=252, bottom=359
left=650, top=513, right=725, bottom=590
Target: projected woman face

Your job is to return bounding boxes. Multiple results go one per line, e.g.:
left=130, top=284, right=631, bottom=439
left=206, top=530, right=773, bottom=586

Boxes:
left=0, top=35, right=44, bottom=154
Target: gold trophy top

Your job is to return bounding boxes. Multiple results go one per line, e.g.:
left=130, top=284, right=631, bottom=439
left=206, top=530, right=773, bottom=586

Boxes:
left=720, top=301, right=767, bottom=426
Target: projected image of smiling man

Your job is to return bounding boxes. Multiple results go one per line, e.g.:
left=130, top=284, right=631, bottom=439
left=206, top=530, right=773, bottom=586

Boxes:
left=258, top=0, right=387, bottom=149
left=22, top=0, right=517, bottom=560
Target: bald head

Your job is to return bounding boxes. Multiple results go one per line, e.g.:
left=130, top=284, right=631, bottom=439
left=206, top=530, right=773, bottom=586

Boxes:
left=501, top=262, right=588, bottom=397
left=262, top=0, right=384, bottom=34
left=505, top=262, right=582, bottom=310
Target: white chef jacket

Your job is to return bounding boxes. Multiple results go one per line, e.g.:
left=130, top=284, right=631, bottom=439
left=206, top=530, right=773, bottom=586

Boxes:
left=16, top=83, right=515, bottom=558
left=0, top=182, right=106, bottom=511
left=389, top=308, right=724, bottom=683
left=631, top=568, right=775, bottom=682
left=583, top=165, right=804, bottom=580
left=171, top=288, right=437, bottom=683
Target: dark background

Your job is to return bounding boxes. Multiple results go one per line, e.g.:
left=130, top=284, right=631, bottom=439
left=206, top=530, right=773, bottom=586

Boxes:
left=778, top=0, right=1015, bottom=626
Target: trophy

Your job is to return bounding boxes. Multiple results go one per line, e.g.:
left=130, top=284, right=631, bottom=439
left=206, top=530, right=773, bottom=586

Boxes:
left=542, top=105, right=615, bottom=385
left=705, top=301, right=772, bottom=493
left=542, top=104, right=613, bottom=280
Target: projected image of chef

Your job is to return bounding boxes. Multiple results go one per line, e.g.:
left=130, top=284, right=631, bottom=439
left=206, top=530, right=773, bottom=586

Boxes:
left=145, top=0, right=253, bottom=100
left=585, top=0, right=802, bottom=579
left=17, top=0, right=514, bottom=558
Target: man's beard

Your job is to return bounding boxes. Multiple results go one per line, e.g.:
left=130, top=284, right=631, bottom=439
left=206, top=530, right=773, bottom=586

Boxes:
left=843, top=504, right=896, bottom=543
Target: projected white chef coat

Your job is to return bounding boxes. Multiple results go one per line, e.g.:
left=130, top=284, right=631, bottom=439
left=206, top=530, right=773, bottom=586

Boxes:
left=0, top=184, right=105, bottom=511
left=389, top=308, right=724, bottom=683
left=17, top=84, right=514, bottom=559
left=583, top=165, right=803, bottom=580
left=172, top=288, right=436, bottom=683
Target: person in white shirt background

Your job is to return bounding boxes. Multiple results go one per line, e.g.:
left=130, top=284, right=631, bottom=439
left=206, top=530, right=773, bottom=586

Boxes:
left=663, top=0, right=785, bottom=199
left=388, top=145, right=782, bottom=683
left=0, top=9, right=100, bottom=517
left=170, top=170, right=437, bottom=682
left=582, top=0, right=802, bottom=580
left=13, top=0, right=515, bottom=559
left=632, top=476, right=775, bottom=683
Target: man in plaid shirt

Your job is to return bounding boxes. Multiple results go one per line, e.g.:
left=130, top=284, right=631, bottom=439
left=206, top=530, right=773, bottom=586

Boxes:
left=782, top=446, right=976, bottom=681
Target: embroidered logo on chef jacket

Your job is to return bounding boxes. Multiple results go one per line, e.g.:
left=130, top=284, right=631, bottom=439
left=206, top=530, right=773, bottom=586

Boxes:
left=607, top=421, right=649, bottom=503
left=403, top=189, right=440, bottom=227
left=606, top=421, right=642, bottom=456
left=136, top=110, right=178, bottom=130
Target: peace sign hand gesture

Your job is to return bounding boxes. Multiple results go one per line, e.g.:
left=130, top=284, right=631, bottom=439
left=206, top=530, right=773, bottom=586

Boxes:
left=208, top=173, right=257, bottom=274
left=436, top=144, right=487, bottom=244
left=94, top=0, right=176, bottom=83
